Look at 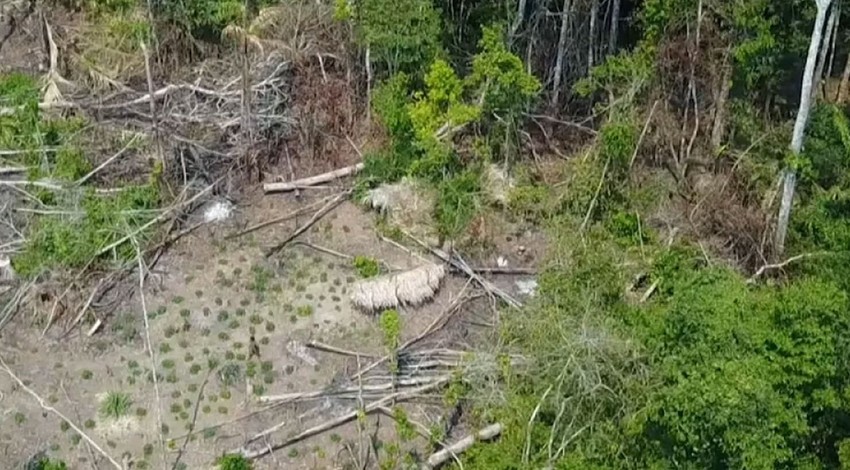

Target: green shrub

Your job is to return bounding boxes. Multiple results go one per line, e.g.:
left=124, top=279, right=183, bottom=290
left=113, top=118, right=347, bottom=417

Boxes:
left=352, top=256, right=380, bottom=278
left=217, top=453, right=252, bottom=470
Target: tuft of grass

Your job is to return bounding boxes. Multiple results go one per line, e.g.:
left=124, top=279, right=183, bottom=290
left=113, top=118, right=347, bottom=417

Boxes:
left=265, top=321, right=275, bottom=332
left=81, top=370, right=93, bottom=380
left=219, top=363, right=242, bottom=387
left=249, top=264, right=273, bottom=293
left=297, top=305, right=314, bottom=317
left=161, top=359, right=175, bottom=369
left=100, top=391, right=132, bottom=419
left=159, top=343, right=172, bottom=354
left=111, top=312, right=139, bottom=343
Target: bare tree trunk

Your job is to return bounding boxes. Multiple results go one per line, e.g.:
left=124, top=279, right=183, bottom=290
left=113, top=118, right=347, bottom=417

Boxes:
left=813, top=3, right=836, bottom=99
left=710, top=50, right=733, bottom=151
left=608, top=0, right=621, bottom=54
left=826, top=4, right=840, bottom=80
left=509, top=0, right=528, bottom=44
left=838, top=51, right=850, bottom=102
left=588, top=0, right=598, bottom=72
left=776, top=0, right=832, bottom=255
left=550, top=0, right=572, bottom=108
left=365, top=45, right=372, bottom=125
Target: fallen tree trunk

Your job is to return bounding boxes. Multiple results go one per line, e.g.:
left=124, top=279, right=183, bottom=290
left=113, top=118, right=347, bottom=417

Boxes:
left=263, top=163, right=364, bottom=193
left=423, top=423, right=503, bottom=469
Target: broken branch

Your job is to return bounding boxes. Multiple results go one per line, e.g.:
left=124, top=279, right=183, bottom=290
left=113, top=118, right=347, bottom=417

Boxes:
left=263, top=163, right=364, bottom=193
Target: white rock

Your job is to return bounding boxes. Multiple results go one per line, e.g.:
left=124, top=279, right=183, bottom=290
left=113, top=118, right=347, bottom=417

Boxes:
left=497, top=256, right=509, bottom=268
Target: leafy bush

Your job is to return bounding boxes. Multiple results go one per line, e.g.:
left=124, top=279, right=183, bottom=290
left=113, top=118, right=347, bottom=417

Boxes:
left=217, top=453, right=252, bottom=470
left=26, top=455, right=67, bottom=470
left=352, top=256, right=380, bottom=278
left=467, top=25, right=540, bottom=118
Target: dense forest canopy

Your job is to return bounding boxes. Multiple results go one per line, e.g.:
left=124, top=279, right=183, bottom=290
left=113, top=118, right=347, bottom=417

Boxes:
left=4, top=0, right=850, bottom=468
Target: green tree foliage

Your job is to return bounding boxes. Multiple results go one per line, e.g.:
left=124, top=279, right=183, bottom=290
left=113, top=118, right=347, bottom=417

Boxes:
left=408, top=59, right=480, bottom=179
left=353, top=0, right=442, bottom=75
left=463, top=221, right=850, bottom=468
left=467, top=26, right=540, bottom=118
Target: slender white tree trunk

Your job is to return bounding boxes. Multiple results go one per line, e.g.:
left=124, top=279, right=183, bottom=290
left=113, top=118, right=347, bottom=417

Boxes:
left=550, top=0, right=571, bottom=108
left=609, top=0, right=621, bottom=54
left=813, top=3, right=836, bottom=99
left=588, top=0, right=598, bottom=72
left=776, top=0, right=832, bottom=255
left=510, top=0, right=528, bottom=43
left=826, top=5, right=840, bottom=80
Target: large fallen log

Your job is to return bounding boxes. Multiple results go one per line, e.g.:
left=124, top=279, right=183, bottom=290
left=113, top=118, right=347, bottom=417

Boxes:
left=263, top=163, right=364, bottom=193
left=423, top=423, right=503, bottom=469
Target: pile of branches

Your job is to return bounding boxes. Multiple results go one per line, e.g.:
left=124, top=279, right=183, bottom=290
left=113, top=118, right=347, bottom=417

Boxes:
left=50, top=51, right=294, bottom=182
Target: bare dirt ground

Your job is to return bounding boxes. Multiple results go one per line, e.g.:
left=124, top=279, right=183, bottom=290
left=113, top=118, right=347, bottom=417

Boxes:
left=0, top=185, right=545, bottom=469
left=0, top=4, right=548, bottom=468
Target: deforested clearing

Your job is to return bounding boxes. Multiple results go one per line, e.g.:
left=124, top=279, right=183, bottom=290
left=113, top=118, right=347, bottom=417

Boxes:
left=1, top=0, right=850, bottom=469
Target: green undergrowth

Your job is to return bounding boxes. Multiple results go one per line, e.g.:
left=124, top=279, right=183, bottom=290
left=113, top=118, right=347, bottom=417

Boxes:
left=460, top=212, right=850, bottom=468
left=1, top=73, right=163, bottom=277
left=358, top=25, right=539, bottom=240
left=456, top=103, right=850, bottom=469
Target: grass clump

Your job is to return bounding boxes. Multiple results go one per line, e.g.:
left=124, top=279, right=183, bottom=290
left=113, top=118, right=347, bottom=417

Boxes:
left=100, top=392, right=132, bottom=419
left=352, top=256, right=380, bottom=278
left=248, top=264, right=273, bottom=293
left=296, top=305, right=314, bottom=317
left=219, top=363, right=242, bottom=387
